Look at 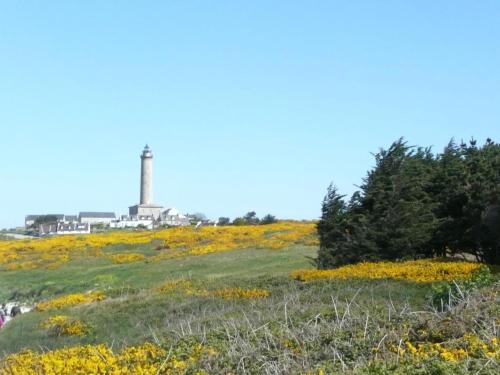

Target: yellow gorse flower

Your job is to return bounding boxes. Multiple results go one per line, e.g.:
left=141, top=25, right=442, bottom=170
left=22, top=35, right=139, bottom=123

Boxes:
left=36, top=291, right=105, bottom=311
left=393, top=334, right=500, bottom=362
left=157, top=279, right=270, bottom=300
left=157, top=279, right=196, bottom=294
left=0, top=222, right=317, bottom=270
left=40, top=315, right=87, bottom=336
left=108, top=253, right=146, bottom=264
left=291, top=259, right=482, bottom=283
left=210, top=287, right=270, bottom=300
left=0, top=342, right=214, bottom=374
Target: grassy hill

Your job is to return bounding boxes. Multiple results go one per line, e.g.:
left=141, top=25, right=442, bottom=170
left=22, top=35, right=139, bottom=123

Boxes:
left=0, top=223, right=498, bottom=374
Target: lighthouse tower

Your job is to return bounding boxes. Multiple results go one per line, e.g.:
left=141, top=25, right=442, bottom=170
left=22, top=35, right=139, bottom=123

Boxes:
left=140, top=144, right=153, bottom=205
left=129, top=145, right=163, bottom=219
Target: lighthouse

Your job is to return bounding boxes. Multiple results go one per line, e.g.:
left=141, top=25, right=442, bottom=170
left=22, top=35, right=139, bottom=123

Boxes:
left=140, top=144, right=153, bottom=205
left=129, top=145, right=164, bottom=219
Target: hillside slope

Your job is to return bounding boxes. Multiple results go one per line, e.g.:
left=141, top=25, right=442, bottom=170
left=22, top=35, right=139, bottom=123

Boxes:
left=0, top=223, right=498, bottom=374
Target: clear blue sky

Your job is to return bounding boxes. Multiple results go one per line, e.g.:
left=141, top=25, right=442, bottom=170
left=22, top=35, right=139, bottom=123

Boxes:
left=1, top=1, right=499, bottom=229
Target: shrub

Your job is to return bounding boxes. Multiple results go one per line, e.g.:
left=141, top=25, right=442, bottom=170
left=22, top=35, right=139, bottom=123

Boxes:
left=292, top=259, right=482, bottom=283
left=36, top=291, right=105, bottom=311
left=429, top=266, right=495, bottom=310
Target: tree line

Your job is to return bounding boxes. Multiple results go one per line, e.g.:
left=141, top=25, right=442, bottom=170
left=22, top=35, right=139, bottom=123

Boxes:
left=218, top=212, right=277, bottom=226
left=317, top=138, right=500, bottom=267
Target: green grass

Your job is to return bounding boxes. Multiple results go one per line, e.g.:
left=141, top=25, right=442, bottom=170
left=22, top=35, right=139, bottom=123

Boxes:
left=0, top=245, right=316, bottom=301
left=0, top=244, right=431, bottom=354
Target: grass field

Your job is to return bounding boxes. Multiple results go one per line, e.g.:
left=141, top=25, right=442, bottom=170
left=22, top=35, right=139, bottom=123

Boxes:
left=0, top=223, right=498, bottom=374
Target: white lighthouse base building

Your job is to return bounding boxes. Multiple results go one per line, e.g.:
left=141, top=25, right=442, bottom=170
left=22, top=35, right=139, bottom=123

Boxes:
left=128, top=204, right=163, bottom=219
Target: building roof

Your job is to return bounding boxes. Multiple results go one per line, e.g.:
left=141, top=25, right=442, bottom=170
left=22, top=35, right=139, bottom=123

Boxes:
left=79, top=212, right=116, bottom=219
left=65, top=215, right=78, bottom=221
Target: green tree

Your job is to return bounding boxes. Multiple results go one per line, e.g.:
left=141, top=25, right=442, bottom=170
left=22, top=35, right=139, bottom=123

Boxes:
left=260, top=214, right=277, bottom=225
left=318, top=137, right=499, bottom=268
left=459, top=139, right=500, bottom=264
left=316, top=184, right=348, bottom=268
left=359, top=139, right=438, bottom=260
left=232, top=217, right=246, bottom=226
left=428, top=140, right=468, bottom=257
left=218, top=217, right=231, bottom=226
left=243, top=211, right=260, bottom=225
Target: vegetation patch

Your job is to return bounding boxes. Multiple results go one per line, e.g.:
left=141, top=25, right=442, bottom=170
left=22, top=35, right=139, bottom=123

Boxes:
left=36, top=291, right=105, bottom=311
left=157, top=279, right=196, bottom=294
left=0, top=341, right=216, bottom=375
left=108, top=252, right=146, bottom=264
left=397, top=334, right=499, bottom=362
left=209, top=287, right=270, bottom=299
left=157, top=279, right=270, bottom=299
left=291, top=259, right=482, bottom=283
left=40, top=315, right=87, bottom=337
left=0, top=222, right=317, bottom=270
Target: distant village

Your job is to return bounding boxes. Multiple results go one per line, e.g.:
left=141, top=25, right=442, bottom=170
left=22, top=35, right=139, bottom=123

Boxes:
left=24, top=145, right=213, bottom=237
left=24, top=210, right=209, bottom=236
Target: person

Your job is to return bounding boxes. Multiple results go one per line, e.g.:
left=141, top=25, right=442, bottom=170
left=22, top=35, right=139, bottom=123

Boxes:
left=0, top=313, right=4, bottom=329
left=10, top=306, right=21, bottom=317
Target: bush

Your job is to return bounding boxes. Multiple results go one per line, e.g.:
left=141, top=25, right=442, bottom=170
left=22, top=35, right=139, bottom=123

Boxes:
left=429, top=266, right=495, bottom=310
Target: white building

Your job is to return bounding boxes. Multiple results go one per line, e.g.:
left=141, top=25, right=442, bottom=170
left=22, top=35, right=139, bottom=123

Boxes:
left=160, top=208, right=190, bottom=226
left=110, top=216, right=154, bottom=229
left=78, top=212, right=116, bottom=225
left=39, top=222, right=90, bottom=236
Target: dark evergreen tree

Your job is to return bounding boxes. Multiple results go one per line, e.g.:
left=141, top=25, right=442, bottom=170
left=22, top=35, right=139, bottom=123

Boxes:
left=317, top=137, right=499, bottom=268
left=316, top=184, right=348, bottom=268
left=243, top=211, right=260, bottom=225
left=429, top=140, right=468, bottom=257
left=218, top=217, right=231, bottom=226
left=358, top=139, right=438, bottom=260
left=460, top=139, right=500, bottom=264
left=260, top=214, right=277, bottom=225
left=317, top=137, right=500, bottom=267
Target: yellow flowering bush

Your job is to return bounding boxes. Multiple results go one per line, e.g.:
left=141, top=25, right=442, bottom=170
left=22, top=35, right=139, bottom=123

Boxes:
left=393, top=334, right=499, bottom=362
left=157, top=280, right=270, bottom=300
left=291, top=259, right=483, bottom=283
left=210, top=287, right=270, bottom=300
left=36, top=291, right=105, bottom=311
left=40, top=315, right=87, bottom=336
left=0, top=341, right=215, bottom=375
left=108, top=253, right=146, bottom=264
left=157, top=279, right=197, bottom=295
left=0, top=222, right=317, bottom=270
